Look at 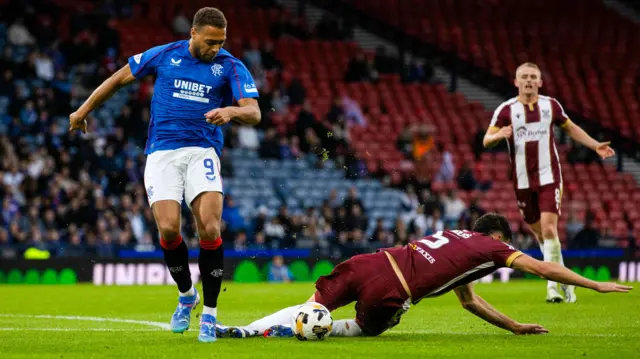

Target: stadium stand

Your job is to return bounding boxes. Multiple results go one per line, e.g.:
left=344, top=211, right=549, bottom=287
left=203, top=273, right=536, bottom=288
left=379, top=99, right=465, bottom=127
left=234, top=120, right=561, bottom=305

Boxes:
left=0, top=0, right=638, bottom=260
left=334, top=0, right=640, bottom=139
left=310, top=0, right=640, bottom=248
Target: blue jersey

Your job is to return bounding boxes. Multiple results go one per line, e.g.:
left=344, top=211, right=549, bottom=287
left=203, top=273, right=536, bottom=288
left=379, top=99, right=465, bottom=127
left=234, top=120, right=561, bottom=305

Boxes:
left=127, top=40, right=258, bottom=156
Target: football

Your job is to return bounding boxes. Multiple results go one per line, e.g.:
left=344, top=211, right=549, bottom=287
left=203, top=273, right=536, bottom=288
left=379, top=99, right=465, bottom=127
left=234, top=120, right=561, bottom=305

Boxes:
left=291, top=302, right=333, bottom=341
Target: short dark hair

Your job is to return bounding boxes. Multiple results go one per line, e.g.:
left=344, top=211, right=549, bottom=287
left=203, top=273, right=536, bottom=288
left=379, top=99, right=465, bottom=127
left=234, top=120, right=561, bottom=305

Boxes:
left=472, top=213, right=513, bottom=241
left=193, top=7, right=227, bottom=30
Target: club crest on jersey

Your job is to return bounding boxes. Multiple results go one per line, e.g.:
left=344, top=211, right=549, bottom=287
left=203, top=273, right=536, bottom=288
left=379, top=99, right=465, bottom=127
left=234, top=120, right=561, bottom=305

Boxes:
left=541, top=109, right=550, bottom=119
left=211, top=64, right=224, bottom=77
left=170, top=58, right=182, bottom=66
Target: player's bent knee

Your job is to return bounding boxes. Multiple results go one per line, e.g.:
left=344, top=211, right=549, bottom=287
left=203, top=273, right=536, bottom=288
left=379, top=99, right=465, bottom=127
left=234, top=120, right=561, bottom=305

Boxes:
left=156, top=217, right=181, bottom=241
left=201, top=221, right=221, bottom=241
left=542, top=226, right=558, bottom=240
left=157, top=224, right=180, bottom=241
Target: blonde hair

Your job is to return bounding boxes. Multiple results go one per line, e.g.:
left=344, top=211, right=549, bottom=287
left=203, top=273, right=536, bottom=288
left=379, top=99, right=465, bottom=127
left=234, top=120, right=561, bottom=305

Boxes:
left=515, top=62, right=542, bottom=77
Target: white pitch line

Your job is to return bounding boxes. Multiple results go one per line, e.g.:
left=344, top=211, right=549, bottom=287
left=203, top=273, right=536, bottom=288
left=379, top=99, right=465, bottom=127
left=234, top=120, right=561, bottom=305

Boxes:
left=0, top=315, right=625, bottom=338
left=0, top=314, right=170, bottom=330
left=0, top=328, right=161, bottom=332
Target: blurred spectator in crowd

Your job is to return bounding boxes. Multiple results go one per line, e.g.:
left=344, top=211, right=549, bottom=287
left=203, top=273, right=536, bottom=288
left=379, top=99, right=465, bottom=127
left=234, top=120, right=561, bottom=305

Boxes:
left=434, top=145, right=455, bottom=184
left=374, top=46, right=399, bottom=74
left=419, top=189, right=440, bottom=217
left=599, top=228, right=618, bottom=248
left=267, top=255, right=294, bottom=282
left=314, top=14, right=353, bottom=41
left=409, top=205, right=428, bottom=237
left=341, top=95, right=366, bottom=127
left=400, top=185, right=420, bottom=224
left=512, top=224, right=535, bottom=250
left=393, top=217, right=408, bottom=246
left=457, top=161, right=492, bottom=191
left=472, top=125, right=486, bottom=161
left=265, top=217, right=286, bottom=247
left=234, top=231, right=248, bottom=251
left=238, top=125, right=260, bottom=151
left=401, top=58, right=435, bottom=83
left=570, top=211, right=599, bottom=249
left=8, top=18, right=36, bottom=46
left=259, top=128, right=281, bottom=159
left=260, top=41, right=281, bottom=70
left=425, top=208, right=445, bottom=235
left=222, top=196, right=245, bottom=236
left=442, top=190, right=466, bottom=228
left=397, top=126, right=414, bottom=160
left=270, top=89, right=289, bottom=114
left=343, top=187, right=365, bottom=214
left=270, top=11, right=311, bottom=40
left=243, top=39, right=263, bottom=69
left=412, top=125, right=435, bottom=161
left=251, top=231, right=268, bottom=250
left=34, top=51, right=55, bottom=82
left=565, top=210, right=584, bottom=243
left=345, top=52, right=378, bottom=83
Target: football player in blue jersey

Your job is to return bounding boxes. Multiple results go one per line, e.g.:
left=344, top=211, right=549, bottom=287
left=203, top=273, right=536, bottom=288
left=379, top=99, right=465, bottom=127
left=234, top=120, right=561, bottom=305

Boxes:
left=69, top=7, right=261, bottom=342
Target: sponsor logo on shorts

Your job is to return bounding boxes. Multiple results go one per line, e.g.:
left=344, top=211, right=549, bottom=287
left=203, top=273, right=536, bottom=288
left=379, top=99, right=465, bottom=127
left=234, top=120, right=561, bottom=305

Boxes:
left=211, top=269, right=223, bottom=278
left=146, top=186, right=154, bottom=199
left=169, top=266, right=183, bottom=273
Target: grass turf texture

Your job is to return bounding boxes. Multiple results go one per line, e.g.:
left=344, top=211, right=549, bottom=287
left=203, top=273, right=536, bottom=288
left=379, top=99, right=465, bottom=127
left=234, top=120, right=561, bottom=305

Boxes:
left=0, top=281, right=638, bottom=358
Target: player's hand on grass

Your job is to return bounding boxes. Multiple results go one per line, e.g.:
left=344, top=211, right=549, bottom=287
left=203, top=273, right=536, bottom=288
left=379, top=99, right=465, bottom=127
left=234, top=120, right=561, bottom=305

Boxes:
left=205, top=107, right=234, bottom=126
left=69, top=112, right=88, bottom=134
left=595, top=141, right=615, bottom=159
left=497, top=125, right=513, bottom=140
left=595, top=282, right=633, bottom=293
left=512, top=323, right=549, bottom=335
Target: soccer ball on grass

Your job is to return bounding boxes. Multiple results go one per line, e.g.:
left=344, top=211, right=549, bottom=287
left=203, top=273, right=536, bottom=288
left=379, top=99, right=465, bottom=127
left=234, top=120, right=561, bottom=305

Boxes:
left=291, top=302, right=333, bottom=341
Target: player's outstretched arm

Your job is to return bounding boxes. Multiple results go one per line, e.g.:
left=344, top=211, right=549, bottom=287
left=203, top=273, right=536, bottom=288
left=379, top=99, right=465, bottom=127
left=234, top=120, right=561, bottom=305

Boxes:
left=511, top=254, right=632, bottom=293
left=454, top=284, right=548, bottom=335
left=483, top=125, right=512, bottom=148
left=69, top=64, right=137, bottom=133
left=563, top=120, right=615, bottom=159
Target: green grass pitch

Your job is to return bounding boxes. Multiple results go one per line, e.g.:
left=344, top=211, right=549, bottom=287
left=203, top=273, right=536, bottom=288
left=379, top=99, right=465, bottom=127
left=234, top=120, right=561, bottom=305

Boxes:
left=0, top=281, right=638, bottom=358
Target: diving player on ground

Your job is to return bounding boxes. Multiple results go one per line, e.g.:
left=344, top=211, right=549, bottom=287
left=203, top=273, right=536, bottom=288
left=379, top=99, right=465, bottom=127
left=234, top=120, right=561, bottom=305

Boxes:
left=216, top=213, right=631, bottom=338
left=68, top=8, right=261, bottom=342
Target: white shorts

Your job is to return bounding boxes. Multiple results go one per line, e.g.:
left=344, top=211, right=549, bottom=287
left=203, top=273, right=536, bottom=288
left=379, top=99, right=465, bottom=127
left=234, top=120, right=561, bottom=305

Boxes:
left=144, top=147, right=223, bottom=208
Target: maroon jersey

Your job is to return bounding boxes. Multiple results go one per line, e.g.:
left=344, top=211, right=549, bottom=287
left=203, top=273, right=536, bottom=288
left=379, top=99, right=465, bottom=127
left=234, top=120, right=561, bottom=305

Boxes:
left=384, top=230, right=523, bottom=304
left=490, top=95, right=570, bottom=190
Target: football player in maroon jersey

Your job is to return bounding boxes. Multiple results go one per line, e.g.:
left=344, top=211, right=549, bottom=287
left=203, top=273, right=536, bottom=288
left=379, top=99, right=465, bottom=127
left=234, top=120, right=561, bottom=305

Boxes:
left=483, top=62, right=614, bottom=303
left=215, top=213, right=630, bottom=338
